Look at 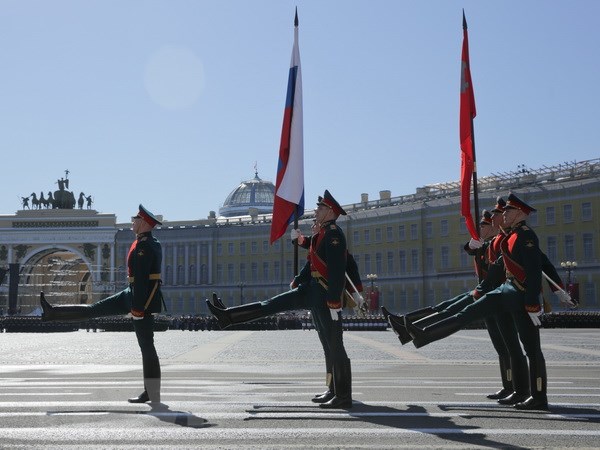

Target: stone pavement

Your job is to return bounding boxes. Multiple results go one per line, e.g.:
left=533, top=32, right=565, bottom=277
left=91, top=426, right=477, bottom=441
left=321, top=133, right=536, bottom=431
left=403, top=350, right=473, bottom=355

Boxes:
left=0, top=328, right=599, bottom=448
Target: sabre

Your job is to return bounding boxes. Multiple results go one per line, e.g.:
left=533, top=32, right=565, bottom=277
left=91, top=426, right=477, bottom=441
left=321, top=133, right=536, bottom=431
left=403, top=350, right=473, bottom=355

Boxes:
left=345, top=273, right=368, bottom=317
left=542, top=271, right=563, bottom=292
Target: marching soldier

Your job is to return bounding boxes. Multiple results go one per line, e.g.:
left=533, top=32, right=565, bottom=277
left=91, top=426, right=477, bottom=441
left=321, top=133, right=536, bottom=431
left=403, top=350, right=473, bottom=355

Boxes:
left=207, top=190, right=355, bottom=409
left=40, top=204, right=164, bottom=404
left=405, top=193, right=573, bottom=410
left=291, top=216, right=364, bottom=404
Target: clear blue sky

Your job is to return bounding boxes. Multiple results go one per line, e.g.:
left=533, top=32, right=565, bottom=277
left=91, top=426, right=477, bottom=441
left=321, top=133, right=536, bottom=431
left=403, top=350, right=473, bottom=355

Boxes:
left=1, top=1, right=598, bottom=223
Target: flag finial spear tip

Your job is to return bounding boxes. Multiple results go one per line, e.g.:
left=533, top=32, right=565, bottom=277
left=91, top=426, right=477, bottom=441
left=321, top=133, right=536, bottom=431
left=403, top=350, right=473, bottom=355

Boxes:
left=462, top=10, right=468, bottom=30
left=294, top=7, right=299, bottom=27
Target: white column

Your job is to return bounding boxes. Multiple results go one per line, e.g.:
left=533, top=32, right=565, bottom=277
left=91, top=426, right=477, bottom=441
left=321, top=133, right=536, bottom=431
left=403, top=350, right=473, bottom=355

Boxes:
left=172, top=244, right=178, bottom=285
left=208, top=242, right=213, bottom=284
left=184, top=243, right=189, bottom=285
left=196, top=243, right=201, bottom=284
left=96, top=244, right=102, bottom=282
left=110, top=243, right=115, bottom=283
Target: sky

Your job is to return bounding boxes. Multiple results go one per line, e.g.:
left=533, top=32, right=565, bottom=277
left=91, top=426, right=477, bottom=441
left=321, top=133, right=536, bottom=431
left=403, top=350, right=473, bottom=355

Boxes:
left=0, top=0, right=599, bottom=223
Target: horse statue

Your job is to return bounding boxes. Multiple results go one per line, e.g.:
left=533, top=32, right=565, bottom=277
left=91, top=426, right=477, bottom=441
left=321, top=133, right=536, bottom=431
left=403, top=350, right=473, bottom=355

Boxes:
left=47, top=191, right=55, bottom=209
left=30, top=193, right=41, bottom=210
left=39, top=192, right=49, bottom=209
left=78, top=192, right=85, bottom=209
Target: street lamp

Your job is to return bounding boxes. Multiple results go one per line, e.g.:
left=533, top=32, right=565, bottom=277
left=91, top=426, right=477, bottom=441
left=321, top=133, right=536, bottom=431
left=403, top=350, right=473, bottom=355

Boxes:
left=366, top=273, right=378, bottom=311
left=560, top=261, right=577, bottom=284
left=560, top=261, right=579, bottom=305
left=238, top=282, right=246, bottom=305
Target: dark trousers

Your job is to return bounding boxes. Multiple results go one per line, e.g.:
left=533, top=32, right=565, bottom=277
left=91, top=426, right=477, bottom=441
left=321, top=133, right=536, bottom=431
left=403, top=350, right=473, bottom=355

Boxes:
left=455, top=282, right=546, bottom=399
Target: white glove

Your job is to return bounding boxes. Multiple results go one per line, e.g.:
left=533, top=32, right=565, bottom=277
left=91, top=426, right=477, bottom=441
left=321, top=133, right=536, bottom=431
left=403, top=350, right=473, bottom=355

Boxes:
left=351, top=292, right=367, bottom=318
left=528, top=311, right=542, bottom=327
left=556, top=290, right=575, bottom=307
left=290, top=229, right=301, bottom=241
left=132, top=315, right=144, bottom=321
left=330, top=308, right=341, bottom=321
left=468, top=238, right=484, bottom=249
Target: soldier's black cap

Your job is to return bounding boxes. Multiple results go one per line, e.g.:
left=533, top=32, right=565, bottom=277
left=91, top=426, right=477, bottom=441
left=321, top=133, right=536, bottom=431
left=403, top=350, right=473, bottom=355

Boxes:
left=317, top=190, right=346, bottom=216
left=480, top=209, right=493, bottom=225
left=136, top=204, right=162, bottom=227
left=505, top=193, right=536, bottom=214
left=491, top=197, right=506, bottom=213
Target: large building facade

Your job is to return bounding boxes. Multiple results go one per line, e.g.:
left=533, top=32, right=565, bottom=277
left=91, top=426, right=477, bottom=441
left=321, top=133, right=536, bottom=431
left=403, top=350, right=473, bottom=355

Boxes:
left=1, top=160, right=599, bottom=315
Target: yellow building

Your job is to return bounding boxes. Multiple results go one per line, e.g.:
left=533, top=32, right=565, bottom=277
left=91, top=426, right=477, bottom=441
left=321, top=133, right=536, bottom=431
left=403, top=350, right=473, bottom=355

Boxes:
left=1, top=160, right=598, bottom=315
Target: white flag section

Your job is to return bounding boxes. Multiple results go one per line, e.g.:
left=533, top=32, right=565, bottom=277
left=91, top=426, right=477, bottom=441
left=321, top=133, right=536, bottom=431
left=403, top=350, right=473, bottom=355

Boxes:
left=276, top=25, right=304, bottom=205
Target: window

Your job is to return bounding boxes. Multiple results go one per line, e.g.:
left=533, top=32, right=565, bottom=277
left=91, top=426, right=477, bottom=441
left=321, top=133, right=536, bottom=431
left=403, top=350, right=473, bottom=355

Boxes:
left=387, top=251, right=394, bottom=273
left=459, top=217, right=466, bottom=234
left=364, top=229, right=371, bottom=243
left=584, top=282, right=596, bottom=306
left=274, top=261, right=280, bottom=280
left=286, top=261, right=293, bottom=280
left=176, top=265, right=184, bottom=285
left=375, top=228, right=382, bottom=243
left=262, top=262, right=269, bottom=281
left=412, top=288, right=419, bottom=309
left=583, top=233, right=594, bottom=262
left=216, top=264, right=223, bottom=283
left=563, top=204, right=573, bottom=223
left=399, top=251, right=406, bottom=273
left=189, top=264, right=197, bottom=285
left=375, top=252, right=382, bottom=273
left=411, top=249, right=419, bottom=272
left=425, top=222, right=432, bottom=239
left=217, top=243, right=223, bottom=256
left=564, top=235, right=575, bottom=261
left=251, top=262, right=258, bottom=282
left=263, top=240, right=269, bottom=253
left=441, top=246, right=449, bottom=269
left=546, top=206, right=555, bottom=225
left=582, top=202, right=592, bottom=221
left=240, top=242, right=246, bottom=255
left=398, top=225, right=405, bottom=240
left=228, top=243, right=234, bottom=255
left=386, top=226, right=394, bottom=242
left=425, top=248, right=434, bottom=271
left=364, top=254, right=371, bottom=274
left=227, top=264, right=234, bottom=282
left=251, top=241, right=258, bottom=254
left=546, top=236, right=557, bottom=264
left=529, top=211, right=538, bottom=226
left=353, top=230, right=360, bottom=244
left=410, top=224, right=418, bottom=240
left=165, top=265, right=172, bottom=285
left=460, top=244, right=468, bottom=267
left=440, top=220, right=448, bottom=237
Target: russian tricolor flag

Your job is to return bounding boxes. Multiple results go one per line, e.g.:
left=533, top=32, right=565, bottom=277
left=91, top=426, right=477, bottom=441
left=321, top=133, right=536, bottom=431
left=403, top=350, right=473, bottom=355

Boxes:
left=270, top=11, right=305, bottom=244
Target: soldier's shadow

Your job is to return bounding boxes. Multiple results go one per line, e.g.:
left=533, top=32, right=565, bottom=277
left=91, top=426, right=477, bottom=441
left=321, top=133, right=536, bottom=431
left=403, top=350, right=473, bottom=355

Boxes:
left=249, top=402, right=520, bottom=449
left=47, top=402, right=211, bottom=429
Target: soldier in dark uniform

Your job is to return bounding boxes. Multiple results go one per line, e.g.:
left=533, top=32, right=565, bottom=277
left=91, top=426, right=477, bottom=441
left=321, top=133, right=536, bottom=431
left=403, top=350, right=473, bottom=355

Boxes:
left=40, top=204, right=164, bottom=404
left=207, top=190, right=354, bottom=409
left=291, top=216, right=364, bottom=404
left=405, top=193, right=568, bottom=410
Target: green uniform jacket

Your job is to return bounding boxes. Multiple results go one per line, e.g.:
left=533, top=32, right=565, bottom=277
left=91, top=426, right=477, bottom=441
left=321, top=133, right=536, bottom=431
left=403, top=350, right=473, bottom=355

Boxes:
left=128, top=231, right=163, bottom=314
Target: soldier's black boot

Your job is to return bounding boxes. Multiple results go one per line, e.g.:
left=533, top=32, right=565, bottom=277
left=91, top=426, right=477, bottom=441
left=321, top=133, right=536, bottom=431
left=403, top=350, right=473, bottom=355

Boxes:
left=487, top=356, right=513, bottom=400
left=405, top=306, right=437, bottom=323
left=206, top=293, right=266, bottom=329
left=320, top=359, right=352, bottom=409
left=386, top=313, right=413, bottom=345
left=128, top=391, right=150, bottom=403
left=515, top=355, right=548, bottom=410
left=312, top=374, right=334, bottom=404
left=406, top=315, right=462, bottom=349
left=40, top=292, right=91, bottom=322
left=212, top=294, right=226, bottom=310
left=498, top=353, right=529, bottom=405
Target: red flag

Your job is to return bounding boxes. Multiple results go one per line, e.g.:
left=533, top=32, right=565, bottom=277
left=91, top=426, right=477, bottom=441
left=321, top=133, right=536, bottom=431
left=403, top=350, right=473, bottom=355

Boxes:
left=459, top=11, right=478, bottom=240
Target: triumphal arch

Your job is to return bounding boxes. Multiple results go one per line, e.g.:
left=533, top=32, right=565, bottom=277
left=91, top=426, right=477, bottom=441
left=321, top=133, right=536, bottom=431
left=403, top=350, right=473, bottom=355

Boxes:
left=0, top=173, right=117, bottom=314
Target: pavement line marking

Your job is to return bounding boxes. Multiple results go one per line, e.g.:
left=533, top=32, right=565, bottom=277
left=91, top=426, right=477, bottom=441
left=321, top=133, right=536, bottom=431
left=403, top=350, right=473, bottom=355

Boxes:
left=167, top=330, right=256, bottom=363
left=1, top=427, right=600, bottom=439
left=344, top=333, right=431, bottom=363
